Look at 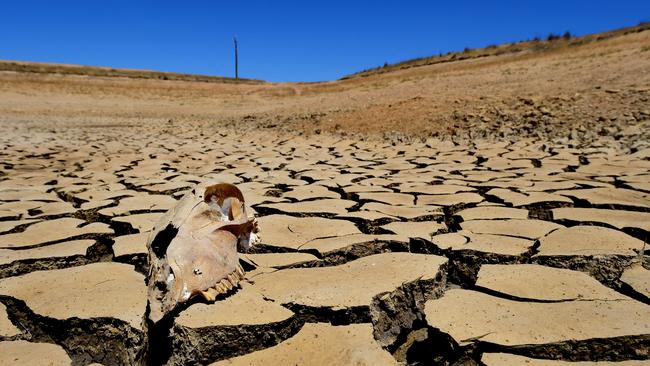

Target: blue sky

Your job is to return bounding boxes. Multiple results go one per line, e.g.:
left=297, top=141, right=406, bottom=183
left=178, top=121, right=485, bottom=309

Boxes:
left=1, top=1, right=648, bottom=82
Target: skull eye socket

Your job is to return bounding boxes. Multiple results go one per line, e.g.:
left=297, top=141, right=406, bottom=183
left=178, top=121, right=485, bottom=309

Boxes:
left=150, top=224, right=178, bottom=259
left=154, top=281, right=167, bottom=291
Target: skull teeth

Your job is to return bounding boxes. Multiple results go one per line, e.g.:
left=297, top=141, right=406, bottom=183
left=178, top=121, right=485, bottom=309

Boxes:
left=224, top=278, right=234, bottom=291
left=235, top=263, right=245, bottom=278
left=216, top=281, right=229, bottom=293
left=199, top=266, right=247, bottom=303
left=200, top=288, right=218, bottom=302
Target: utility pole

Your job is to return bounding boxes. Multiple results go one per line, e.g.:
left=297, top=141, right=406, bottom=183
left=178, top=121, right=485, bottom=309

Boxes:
left=233, top=37, right=239, bottom=80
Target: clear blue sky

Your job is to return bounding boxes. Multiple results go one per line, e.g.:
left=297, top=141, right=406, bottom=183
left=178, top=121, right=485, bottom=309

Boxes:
left=1, top=1, right=648, bottom=82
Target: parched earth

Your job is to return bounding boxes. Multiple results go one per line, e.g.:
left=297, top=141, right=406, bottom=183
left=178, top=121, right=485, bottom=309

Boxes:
left=0, top=119, right=648, bottom=365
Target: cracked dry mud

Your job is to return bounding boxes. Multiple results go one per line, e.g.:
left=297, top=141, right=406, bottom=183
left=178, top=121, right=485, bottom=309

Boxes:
left=0, top=121, right=649, bottom=366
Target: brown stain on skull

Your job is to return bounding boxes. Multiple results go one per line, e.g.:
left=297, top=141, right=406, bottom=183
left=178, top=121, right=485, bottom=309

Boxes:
left=203, top=183, right=245, bottom=206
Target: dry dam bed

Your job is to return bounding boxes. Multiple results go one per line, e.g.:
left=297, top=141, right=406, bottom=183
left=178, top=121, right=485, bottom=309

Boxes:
left=0, top=120, right=649, bottom=365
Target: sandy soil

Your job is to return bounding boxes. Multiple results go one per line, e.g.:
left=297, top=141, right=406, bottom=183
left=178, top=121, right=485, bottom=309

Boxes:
left=0, top=24, right=649, bottom=143
left=0, top=23, right=649, bottom=366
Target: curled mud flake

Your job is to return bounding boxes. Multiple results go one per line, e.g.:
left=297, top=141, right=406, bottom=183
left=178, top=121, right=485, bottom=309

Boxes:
left=146, top=182, right=259, bottom=323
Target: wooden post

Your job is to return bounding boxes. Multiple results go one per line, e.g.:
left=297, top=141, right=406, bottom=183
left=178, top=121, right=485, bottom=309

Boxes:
left=234, top=37, right=239, bottom=80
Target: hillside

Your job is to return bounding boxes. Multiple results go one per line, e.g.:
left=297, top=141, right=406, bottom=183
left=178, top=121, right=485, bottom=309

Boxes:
left=0, top=23, right=649, bottom=144
left=344, top=23, right=650, bottom=79
left=0, top=60, right=263, bottom=84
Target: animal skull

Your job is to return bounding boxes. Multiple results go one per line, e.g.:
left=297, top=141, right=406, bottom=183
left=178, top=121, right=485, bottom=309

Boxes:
left=145, top=182, right=259, bottom=323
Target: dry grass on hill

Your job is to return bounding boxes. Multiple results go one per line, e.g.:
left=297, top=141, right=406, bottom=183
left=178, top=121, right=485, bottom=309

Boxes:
left=0, top=23, right=649, bottom=144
